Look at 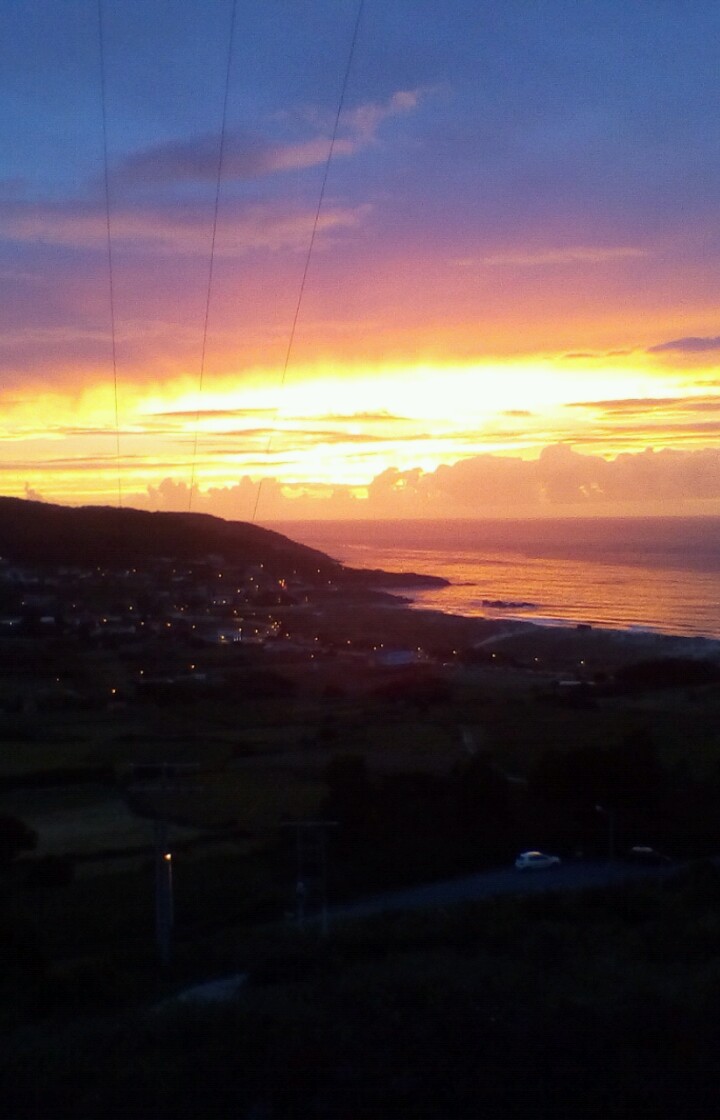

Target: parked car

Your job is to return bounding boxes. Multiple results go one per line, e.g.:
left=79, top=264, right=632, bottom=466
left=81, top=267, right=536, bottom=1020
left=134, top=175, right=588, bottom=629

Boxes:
left=515, top=850, right=561, bottom=871
left=624, top=846, right=671, bottom=866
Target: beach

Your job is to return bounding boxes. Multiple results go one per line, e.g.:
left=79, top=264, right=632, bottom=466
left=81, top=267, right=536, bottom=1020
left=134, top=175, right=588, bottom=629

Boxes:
left=282, top=591, right=719, bottom=679
left=272, top=517, right=720, bottom=645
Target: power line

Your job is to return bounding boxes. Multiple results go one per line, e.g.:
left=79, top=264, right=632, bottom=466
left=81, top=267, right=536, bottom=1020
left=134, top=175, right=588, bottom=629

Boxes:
left=188, top=0, right=238, bottom=512
left=251, top=0, right=365, bottom=524
left=97, top=0, right=361, bottom=517
left=97, top=0, right=122, bottom=508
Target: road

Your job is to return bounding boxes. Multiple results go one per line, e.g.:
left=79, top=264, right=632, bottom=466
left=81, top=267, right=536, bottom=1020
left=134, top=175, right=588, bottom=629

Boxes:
left=330, top=859, right=676, bottom=922
left=169, top=858, right=679, bottom=1004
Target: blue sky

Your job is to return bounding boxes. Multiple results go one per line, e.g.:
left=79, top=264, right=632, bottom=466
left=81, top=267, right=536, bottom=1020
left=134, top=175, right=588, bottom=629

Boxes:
left=2, top=1, right=720, bottom=517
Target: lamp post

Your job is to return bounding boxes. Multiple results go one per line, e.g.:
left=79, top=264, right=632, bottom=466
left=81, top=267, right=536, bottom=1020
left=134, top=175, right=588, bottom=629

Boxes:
left=127, top=761, right=201, bottom=967
left=154, top=821, right=174, bottom=967
left=595, top=804, right=616, bottom=862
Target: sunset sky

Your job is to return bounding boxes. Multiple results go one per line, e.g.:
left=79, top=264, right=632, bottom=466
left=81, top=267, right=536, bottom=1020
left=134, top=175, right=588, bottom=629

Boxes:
left=2, top=0, right=720, bottom=520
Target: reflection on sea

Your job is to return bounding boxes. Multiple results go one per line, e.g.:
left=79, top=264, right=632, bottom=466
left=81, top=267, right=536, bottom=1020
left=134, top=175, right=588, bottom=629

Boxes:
left=277, top=518, right=720, bottom=641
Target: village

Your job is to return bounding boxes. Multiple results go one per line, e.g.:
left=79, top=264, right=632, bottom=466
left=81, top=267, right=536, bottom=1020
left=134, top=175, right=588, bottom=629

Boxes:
left=0, top=553, right=440, bottom=709
left=0, top=549, right=549, bottom=715
left=2, top=542, right=719, bottom=724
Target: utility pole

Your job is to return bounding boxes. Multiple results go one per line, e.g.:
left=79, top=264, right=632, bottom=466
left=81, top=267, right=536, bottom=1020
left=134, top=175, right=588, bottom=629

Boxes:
left=281, top=820, right=337, bottom=934
left=595, top=804, right=616, bottom=862
left=154, top=818, right=174, bottom=968
left=128, top=762, right=201, bottom=966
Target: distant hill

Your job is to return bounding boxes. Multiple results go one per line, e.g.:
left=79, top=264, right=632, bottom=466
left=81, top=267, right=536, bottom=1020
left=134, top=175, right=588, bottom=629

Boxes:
left=0, top=497, right=445, bottom=589
left=0, top=497, right=337, bottom=575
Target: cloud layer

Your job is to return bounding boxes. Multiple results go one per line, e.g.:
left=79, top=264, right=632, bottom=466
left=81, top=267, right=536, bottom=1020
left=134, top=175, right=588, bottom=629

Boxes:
left=648, top=337, right=720, bottom=354
left=125, top=444, right=720, bottom=522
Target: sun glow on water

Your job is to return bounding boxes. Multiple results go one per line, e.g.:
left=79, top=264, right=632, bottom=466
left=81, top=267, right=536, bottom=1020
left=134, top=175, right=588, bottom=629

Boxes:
left=286, top=517, right=720, bottom=640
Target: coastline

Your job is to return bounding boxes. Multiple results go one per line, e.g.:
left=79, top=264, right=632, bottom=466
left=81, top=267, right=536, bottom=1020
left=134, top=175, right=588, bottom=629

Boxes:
left=280, top=516, right=720, bottom=645
left=403, top=589, right=720, bottom=651
left=304, top=582, right=720, bottom=674
left=395, top=577, right=720, bottom=645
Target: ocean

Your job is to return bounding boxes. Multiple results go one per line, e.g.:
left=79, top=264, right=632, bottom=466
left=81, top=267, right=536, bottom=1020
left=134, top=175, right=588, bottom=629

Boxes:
left=269, top=517, right=720, bottom=641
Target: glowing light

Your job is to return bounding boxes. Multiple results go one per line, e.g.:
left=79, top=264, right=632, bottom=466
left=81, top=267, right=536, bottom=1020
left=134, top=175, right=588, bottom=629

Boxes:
left=0, top=347, right=714, bottom=506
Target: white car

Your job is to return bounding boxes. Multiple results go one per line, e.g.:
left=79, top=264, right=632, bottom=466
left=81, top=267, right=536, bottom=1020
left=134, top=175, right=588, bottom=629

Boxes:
left=515, top=850, right=561, bottom=871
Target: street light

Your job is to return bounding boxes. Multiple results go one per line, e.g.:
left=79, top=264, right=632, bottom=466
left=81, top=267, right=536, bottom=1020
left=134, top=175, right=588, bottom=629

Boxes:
left=127, top=762, right=201, bottom=967
left=154, top=826, right=174, bottom=967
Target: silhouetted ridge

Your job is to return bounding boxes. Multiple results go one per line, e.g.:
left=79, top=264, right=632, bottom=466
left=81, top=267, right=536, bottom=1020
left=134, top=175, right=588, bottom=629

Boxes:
left=0, top=497, right=336, bottom=576
left=0, top=497, right=446, bottom=588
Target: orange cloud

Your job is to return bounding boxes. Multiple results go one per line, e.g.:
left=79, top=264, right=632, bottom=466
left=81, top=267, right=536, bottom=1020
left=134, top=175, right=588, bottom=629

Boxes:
left=566, top=395, right=720, bottom=415
left=128, top=444, right=720, bottom=521
left=12, top=443, right=720, bottom=520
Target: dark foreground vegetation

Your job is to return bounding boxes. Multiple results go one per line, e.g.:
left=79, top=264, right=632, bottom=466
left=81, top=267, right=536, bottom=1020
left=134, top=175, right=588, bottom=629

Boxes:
left=1, top=497, right=720, bottom=1115
left=3, top=863, right=720, bottom=1118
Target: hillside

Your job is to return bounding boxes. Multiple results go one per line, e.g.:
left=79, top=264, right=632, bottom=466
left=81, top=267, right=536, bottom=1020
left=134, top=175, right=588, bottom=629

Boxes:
left=0, top=497, right=444, bottom=588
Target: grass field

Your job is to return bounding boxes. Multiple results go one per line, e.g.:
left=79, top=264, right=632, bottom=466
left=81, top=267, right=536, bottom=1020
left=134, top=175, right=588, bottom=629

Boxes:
left=3, top=664, right=720, bottom=846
